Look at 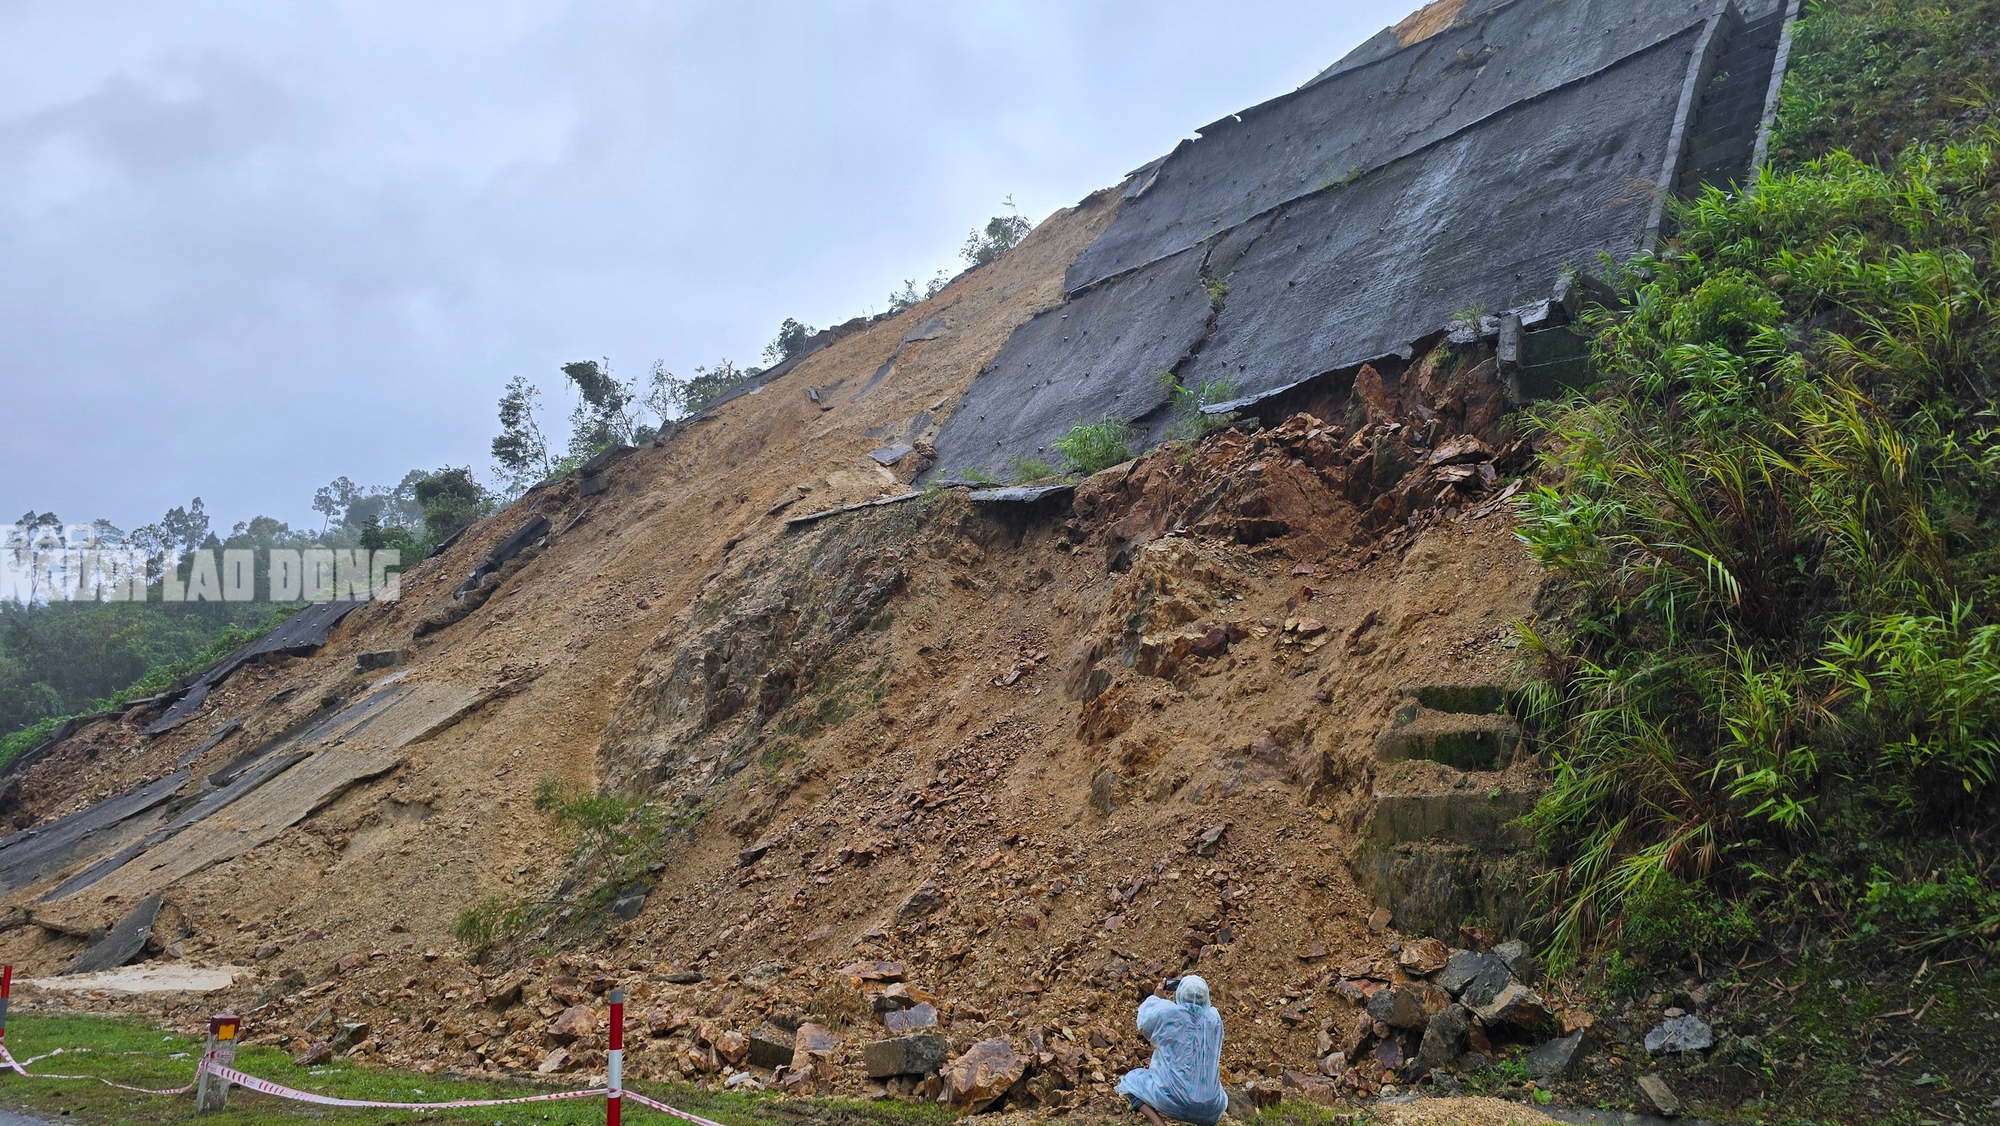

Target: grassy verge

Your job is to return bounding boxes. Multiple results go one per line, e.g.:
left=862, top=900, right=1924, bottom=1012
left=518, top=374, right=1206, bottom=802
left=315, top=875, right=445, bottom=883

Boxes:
left=0, top=1013, right=953, bottom=1126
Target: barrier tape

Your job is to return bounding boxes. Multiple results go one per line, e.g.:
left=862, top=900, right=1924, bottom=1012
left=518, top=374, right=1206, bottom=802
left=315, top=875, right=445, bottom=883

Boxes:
left=0, top=1042, right=197, bottom=1096
left=205, top=1061, right=607, bottom=1110
left=0, top=964, right=726, bottom=1122
left=622, top=1088, right=732, bottom=1126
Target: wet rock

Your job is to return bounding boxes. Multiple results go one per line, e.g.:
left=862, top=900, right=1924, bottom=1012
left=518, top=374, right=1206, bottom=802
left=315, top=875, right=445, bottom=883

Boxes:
left=940, top=1037, right=1027, bottom=1113
left=1470, top=982, right=1548, bottom=1027
left=1433, top=950, right=1491, bottom=996
left=736, top=842, right=771, bottom=867
left=538, top=1046, right=577, bottom=1074
left=1525, top=1029, right=1588, bottom=1079
left=292, top=1040, right=331, bottom=1066
left=546, top=1005, right=595, bottom=1046
left=1397, top=937, right=1451, bottom=976
left=840, top=960, right=906, bottom=982
left=1459, top=959, right=1518, bottom=1009
left=1415, top=1005, right=1471, bottom=1072
left=863, top=1032, right=951, bottom=1078
left=1636, top=1072, right=1680, bottom=1117
left=1491, top=939, right=1539, bottom=986
left=1367, top=907, right=1393, bottom=933
left=1367, top=981, right=1451, bottom=1030
left=659, top=971, right=704, bottom=985
left=714, top=1030, right=750, bottom=1066
left=898, top=882, right=947, bottom=918
left=1644, top=1013, right=1715, bottom=1053
left=884, top=1002, right=939, bottom=1033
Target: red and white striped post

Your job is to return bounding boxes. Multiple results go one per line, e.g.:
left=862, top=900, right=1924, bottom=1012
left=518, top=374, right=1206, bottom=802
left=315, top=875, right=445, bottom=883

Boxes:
left=1, top=964, right=13, bottom=1047
left=607, top=988, right=624, bottom=1126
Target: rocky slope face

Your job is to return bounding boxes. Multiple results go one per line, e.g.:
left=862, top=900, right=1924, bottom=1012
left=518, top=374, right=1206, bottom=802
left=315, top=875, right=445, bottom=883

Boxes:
left=0, top=0, right=1803, bottom=1114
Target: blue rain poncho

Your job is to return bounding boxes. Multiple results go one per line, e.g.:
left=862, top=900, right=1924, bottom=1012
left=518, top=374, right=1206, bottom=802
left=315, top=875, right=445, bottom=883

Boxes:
left=1115, top=976, right=1225, bottom=1126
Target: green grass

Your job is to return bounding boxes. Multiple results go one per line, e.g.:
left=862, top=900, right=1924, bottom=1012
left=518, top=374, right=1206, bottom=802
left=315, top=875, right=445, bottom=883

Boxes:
left=0, top=1013, right=956, bottom=1126
left=1054, top=417, right=1138, bottom=476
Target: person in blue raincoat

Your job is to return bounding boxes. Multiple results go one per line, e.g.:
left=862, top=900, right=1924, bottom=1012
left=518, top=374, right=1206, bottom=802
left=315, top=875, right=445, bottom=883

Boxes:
left=1116, top=975, right=1226, bottom=1126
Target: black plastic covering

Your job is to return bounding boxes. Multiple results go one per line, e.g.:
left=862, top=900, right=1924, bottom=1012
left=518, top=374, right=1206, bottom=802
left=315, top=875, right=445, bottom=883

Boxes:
left=143, top=599, right=364, bottom=735
left=930, top=245, right=1211, bottom=482
left=1180, top=27, right=1699, bottom=400
left=927, top=0, right=1793, bottom=480
left=1066, top=0, right=1724, bottom=293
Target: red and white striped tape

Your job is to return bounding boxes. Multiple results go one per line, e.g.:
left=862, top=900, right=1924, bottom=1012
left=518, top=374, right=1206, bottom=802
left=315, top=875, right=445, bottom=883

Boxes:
left=0, top=1041, right=197, bottom=1096
left=0, top=965, right=731, bottom=1123
left=622, top=1088, right=732, bottom=1126
left=204, top=1061, right=608, bottom=1110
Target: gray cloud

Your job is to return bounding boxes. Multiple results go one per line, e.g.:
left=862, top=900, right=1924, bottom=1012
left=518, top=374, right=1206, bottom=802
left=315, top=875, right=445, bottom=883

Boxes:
left=1, top=0, right=1379, bottom=533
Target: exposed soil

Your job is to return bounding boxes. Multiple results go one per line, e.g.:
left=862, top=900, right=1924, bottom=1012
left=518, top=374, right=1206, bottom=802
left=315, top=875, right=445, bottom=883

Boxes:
left=0, top=171, right=1565, bottom=1121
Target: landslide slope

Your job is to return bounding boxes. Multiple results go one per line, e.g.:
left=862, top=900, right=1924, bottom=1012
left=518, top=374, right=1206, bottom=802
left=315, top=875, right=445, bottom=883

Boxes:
left=0, top=184, right=1547, bottom=1098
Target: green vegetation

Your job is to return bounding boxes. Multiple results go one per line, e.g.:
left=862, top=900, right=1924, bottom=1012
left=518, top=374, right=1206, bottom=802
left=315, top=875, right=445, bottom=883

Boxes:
left=961, top=197, right=1032, bottom=266
left=888, top=270, right=951, bottom=311
left=1157, top=370, right=1240, bottom=441
left=1203, top=276, right=1230, bottom=310
left=1004, top=456, right=1057, bottom=483
left=1772, top=0, right=2000, bottom=167
left=452, top=778, right=689, bottom=962
left=0, top=472, right=485, bottom=759
left=0, top=1012, right=956, bottom=1126
left=1518, top=98, right=2000, bottom=966
left=762, top=317, right=817, bottom=367
left=1055, top=417, right=1138, bottom=476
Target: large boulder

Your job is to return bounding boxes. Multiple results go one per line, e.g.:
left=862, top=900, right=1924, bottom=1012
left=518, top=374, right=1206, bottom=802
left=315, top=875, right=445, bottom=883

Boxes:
left=1366, top=981, right=1451, bottom=1029
left=940, top=1037, right=1028, bottom=1113
left=1415, top=1005, right=1472, bottom=1072
left=862, top=1033, right=950, bottom=1079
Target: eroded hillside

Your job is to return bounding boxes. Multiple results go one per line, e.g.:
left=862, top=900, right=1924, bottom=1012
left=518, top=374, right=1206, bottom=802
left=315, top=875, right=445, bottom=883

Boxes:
left=0, top=0, right=1811, bottom=1116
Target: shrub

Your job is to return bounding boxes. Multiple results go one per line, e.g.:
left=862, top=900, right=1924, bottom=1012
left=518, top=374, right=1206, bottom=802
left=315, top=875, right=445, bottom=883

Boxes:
left=962, top=197, right=1032, bottom=266
left=1005, top=457, right=1057, bottom=483
left=1055, top=417, right=1138, bottom=476
left=1156, top=371, right=1240, bottom=441
left=1519, top=127, right=2000, bottom=967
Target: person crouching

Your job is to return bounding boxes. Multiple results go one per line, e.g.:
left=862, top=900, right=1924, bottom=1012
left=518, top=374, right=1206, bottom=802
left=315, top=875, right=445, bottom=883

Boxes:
left=1116, top=975, right=1225, bottom=1126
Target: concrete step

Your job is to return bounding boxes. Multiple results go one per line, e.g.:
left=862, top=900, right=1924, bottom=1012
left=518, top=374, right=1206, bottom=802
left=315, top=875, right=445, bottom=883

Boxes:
left=1364, top=780, right=1539, bottom=852
left=1376, top=709, right=1521, bottom=771
left=1392, top=681, right=1507, bottom=715
left=1349, top=841, right=1537, bottom=939
left=1351, top=769, right=1545, bottom=939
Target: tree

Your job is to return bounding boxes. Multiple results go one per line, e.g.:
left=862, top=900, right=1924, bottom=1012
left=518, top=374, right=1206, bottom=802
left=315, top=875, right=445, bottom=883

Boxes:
left=961, top=197, right=1032, bottom=266
left=889, top=271, right=952, bottom=312
left=491, top=376, right=554, bottom=496
left=562, top=359, right=637, bottom=459
left=311, top=478, right=362, bottom=534
left=411, top=468, right=489, bottom=544
left=762, top=318, right=816, bottom=367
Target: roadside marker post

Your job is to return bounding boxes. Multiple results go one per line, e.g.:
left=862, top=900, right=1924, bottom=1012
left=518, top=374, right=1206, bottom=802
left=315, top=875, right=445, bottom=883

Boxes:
left=194, top=1011, right=239, bottom=1114
left=1, top=964, right=13, bottom=1046
left=608, top=987, right=624, bottom=1126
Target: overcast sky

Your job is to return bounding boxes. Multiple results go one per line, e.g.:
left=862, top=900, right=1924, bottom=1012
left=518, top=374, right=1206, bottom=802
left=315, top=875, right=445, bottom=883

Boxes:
left=2, top=1, right=1386, bottom=534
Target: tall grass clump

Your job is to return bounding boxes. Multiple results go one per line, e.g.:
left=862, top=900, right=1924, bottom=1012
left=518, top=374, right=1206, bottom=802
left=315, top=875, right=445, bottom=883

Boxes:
left=1517, top=126, right=2000, bottom=968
